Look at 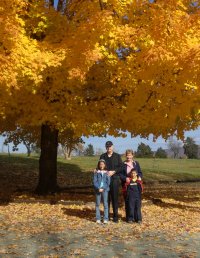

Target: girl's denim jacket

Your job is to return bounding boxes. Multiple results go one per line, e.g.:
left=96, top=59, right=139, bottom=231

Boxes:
left=93, top=170, right=110, bottom=192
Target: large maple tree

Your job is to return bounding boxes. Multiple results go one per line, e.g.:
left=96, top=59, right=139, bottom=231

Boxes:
left=0, top=0, right=199, bottom=194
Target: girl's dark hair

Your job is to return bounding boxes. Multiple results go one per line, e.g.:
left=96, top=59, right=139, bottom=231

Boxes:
left=97, top=159, right=107, bottom=170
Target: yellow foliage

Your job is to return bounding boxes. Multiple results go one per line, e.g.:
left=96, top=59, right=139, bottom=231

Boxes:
left=0, top=0, right=199, bottom=138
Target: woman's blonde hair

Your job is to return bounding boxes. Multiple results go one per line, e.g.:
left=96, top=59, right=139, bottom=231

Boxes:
left=125, top=149, right=134, bottom=156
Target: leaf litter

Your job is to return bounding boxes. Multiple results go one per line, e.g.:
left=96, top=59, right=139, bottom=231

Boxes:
left=0, top=161, right=200, bottom=257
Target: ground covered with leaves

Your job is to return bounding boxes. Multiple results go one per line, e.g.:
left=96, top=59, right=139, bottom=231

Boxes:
left=0, top=155, right=200, bottom=257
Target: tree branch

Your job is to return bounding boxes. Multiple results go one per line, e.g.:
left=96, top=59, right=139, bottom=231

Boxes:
left=99, top=0, right=104, bottom=10
left=49, top=0, right=54, bottom=7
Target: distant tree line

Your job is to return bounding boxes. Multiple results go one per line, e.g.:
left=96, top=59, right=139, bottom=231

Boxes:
left=1, top=129, right=199, bottom=159
left=135, top=137, right=199, bottom=159
left=135, top=143, right=167, bottom=158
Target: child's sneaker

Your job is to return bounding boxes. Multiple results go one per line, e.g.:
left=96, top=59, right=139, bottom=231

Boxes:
left=104, top=220, right=109, bottom=224
left=96, top=220, right=101, bottom=224
left=127, top=220, right=133, bottom=224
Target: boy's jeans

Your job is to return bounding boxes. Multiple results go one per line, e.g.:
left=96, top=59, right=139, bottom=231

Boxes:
left=95, top=191, right=109, bottom=221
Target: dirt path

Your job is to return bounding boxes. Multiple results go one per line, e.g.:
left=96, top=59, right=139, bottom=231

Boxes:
left=0, top=219, right=199, bottom=257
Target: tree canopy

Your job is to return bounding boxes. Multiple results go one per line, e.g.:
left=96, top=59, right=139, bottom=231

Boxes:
left=0, top=0, right=200, bottom=139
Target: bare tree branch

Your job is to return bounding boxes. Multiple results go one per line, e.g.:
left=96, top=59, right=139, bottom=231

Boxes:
left=49, top=0, right=54, bottom=7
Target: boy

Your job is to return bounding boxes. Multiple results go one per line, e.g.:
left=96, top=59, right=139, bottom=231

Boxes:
left=125, top=168, right=143, bottom=223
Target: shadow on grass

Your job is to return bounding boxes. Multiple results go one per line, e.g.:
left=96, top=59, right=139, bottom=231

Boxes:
left=1, top=154, right=200, bottom=207
left=0, top=154, right=93, bottom=204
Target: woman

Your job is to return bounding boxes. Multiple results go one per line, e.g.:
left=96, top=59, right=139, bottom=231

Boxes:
left=119, top=149, right=143, bottom=222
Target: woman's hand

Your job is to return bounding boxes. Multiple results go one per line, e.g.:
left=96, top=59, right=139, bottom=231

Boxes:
left=99, top=188, right=104, bottom=192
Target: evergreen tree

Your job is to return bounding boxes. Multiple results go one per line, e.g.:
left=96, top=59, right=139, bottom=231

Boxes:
left=84, top=144, right=95, bottom=156
left=136, top=143, right=153, bottom=158
left=155, top=147, right=167, bottom=158
left=183, top=137, right=198, bottom=159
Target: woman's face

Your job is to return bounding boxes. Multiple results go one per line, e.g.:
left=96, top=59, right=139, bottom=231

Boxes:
left=126, top=153, right=134, bottom=162
left=99, top=162, right=106, bottom=170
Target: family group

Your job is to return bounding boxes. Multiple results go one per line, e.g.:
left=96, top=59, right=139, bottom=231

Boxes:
left=93, top=141, right=143, bottom=224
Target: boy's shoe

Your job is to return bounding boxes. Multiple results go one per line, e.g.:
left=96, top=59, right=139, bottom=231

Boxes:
left=137, top=221, right=142, bottom=224
left=127, top=220, right=133, bottom=224
left=104, top=220, right=109, bottom=224
left=96, top=220, right=101, bottom=224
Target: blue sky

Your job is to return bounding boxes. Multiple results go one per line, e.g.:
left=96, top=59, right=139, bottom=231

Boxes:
left=82, top=128, right=200, bottom=154
left=0, top=127, right=199, bottom=154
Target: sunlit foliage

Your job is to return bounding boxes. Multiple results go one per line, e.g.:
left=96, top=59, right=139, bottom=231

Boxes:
left=0, top=0, right=199, bottom=138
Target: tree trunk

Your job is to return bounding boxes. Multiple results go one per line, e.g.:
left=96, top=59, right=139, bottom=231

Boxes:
left=49, top=0, right=54, bottom=7
left=67, top=151, right=72, bottom=160
left=23, top=142, right=31, bottom=157
left=35, top=124, right=59, bottom=195
left=65, top=147, right=72, bottom=160
left=27, top=147, right=31, bottom=157
left=62, top=146, right=72, bottom=160
left=7, top=144, right=11, bottom=157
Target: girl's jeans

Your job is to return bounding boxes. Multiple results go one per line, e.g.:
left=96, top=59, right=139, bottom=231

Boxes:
left=95, top=190, right=109, bottom=221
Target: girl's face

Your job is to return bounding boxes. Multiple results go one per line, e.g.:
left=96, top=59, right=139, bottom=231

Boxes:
left=126, top=153, right=134, bottom=162
left=99, top=162, right=106, bottom=170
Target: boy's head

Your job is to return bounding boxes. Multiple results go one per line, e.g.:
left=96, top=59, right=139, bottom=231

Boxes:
left=129, top=168, right=138, bottom=178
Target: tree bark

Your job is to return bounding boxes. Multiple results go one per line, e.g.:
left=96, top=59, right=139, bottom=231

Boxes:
left=27, top=147, right=31, bottom=157
left=23, top=141, right=31, bottom=157
left=35, top=124, right=59, bottom=195
left=7, top=144, right=11, bottom=157
left=49, top=0, right=54, bottom=7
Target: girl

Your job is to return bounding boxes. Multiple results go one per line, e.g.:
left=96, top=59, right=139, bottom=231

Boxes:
left=119, top=149, right=143, bottom=221
left=93, top=159, right=110, bottom=224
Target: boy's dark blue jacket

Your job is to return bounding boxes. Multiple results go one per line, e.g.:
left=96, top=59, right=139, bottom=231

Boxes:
left=127, top=179, right=143, bottom=195
left=119, top=161, right=143, bottom=185
left=93, top=171, right=110, bottom=192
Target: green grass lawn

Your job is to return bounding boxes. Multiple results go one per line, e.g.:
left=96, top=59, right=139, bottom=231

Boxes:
left=0, top=154, right=200, bottom=183
left=136, top=158, right=200, bottom=180
left=59, top=156, right=200, bottom=181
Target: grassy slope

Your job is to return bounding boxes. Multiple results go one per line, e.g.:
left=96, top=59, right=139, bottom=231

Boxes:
left=61, top=156, right=200, bottom=181
left=0, top=154, right=199, bottom=182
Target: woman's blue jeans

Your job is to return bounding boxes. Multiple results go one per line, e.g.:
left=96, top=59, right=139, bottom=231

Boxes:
left=95, top=190, right=109, bottom=221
